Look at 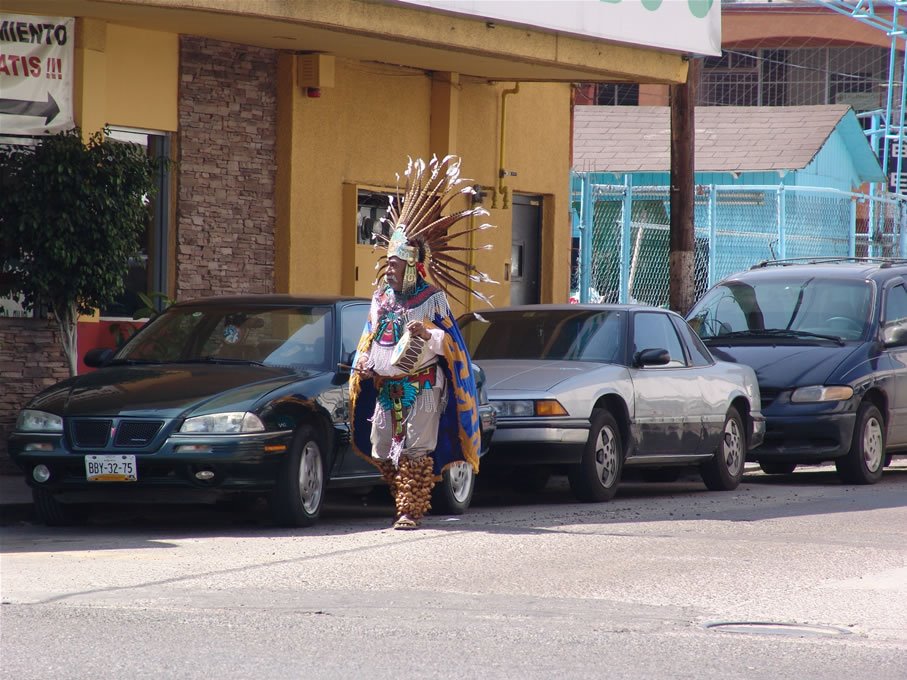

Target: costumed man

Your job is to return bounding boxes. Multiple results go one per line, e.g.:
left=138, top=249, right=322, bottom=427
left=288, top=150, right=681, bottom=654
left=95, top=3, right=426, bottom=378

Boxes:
left=349, top=155, right=496, bottom=530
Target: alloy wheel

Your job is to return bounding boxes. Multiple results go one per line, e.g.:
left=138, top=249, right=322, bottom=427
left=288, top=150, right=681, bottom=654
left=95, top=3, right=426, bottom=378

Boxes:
left=446, top=461, right=474, bottom=503
left=723, top=417, right=744, bottom=476
left=594, top=425, right=619, bottom=488
left=862, top=415, right=884, bottom=472
left=298, top=440, right=324, bottom=514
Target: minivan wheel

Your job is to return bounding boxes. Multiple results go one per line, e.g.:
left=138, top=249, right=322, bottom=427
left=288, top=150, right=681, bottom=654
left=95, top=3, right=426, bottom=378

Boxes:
left=836, top=402, right=885, bottom=485
left=700, top=407, right=746, bottom=491
left=567, top=409, right=623, bottom=502
left=270, top=425, right=326, bottom=527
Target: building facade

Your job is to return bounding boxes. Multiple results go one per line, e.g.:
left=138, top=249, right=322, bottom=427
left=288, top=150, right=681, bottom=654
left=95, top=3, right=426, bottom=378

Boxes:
left=0, top=0, right=711, bottom=468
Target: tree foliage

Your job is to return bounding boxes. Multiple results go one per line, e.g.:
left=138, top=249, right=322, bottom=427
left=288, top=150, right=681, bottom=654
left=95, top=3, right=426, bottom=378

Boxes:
left=0, top=127, right=161, bottom=375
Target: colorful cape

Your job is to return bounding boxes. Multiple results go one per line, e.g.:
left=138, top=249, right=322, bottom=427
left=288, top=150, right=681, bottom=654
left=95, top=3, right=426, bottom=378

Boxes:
left=349, top=285, right=481, bottom=477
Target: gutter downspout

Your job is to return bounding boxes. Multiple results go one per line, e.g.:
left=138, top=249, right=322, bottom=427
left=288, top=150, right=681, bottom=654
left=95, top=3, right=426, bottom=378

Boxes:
left=495, top=82, right=520, bottom=209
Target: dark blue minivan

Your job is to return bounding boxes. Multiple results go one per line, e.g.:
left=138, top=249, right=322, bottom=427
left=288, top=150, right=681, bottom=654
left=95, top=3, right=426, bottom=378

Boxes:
left=687, top=258, right=907, bottom=485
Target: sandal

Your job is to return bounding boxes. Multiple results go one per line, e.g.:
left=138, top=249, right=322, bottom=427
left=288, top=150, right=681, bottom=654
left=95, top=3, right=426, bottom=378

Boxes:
left=393, top=514, right=420, bottom=530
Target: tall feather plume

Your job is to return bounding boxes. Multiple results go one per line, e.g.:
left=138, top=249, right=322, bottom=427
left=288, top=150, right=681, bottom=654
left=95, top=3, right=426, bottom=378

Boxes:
left=385, top=155, right=497, bottom=304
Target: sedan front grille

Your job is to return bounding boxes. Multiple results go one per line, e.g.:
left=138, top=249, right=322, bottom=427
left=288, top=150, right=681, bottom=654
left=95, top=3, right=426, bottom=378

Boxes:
left=71, top=419, right=112, bottom=448
left=114, top=420, right=163, bottom=447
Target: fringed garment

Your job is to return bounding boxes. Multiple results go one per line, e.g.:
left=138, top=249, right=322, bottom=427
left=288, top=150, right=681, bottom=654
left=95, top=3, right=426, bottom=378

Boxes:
left=349, top=281, right=481, bottom=477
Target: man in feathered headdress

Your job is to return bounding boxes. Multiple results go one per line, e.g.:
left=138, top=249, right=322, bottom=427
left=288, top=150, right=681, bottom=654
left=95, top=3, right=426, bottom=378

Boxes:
left=349, top=155, right=495, bottom=530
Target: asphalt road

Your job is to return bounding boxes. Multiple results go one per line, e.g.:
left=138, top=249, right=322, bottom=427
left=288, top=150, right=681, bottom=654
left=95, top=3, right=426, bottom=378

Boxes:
left=1, top=463, right=906, bottom=680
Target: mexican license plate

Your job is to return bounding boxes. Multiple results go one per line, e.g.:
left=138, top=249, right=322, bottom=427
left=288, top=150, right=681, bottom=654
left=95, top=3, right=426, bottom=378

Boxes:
left=85, top=454, right=137, bottom=482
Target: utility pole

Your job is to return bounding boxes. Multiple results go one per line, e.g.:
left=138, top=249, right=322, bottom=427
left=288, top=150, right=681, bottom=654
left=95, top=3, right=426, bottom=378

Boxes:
left=669, top=58, right=700, bottom=315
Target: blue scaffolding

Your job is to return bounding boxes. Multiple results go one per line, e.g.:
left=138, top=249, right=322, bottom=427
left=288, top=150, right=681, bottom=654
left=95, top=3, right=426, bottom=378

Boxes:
left=817, top=1, right=907, bottom=194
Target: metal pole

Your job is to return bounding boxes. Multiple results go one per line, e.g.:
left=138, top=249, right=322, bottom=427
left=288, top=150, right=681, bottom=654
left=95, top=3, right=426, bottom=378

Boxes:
left=869, top=184, right=877, bottom=258
left=901, top=200, right=907, bottom=257
left=883, top=14, right=899, bottom=182
left=849, top=197, right=857, bottom=258
left=708, top=185, right=717, bottom=286
left=896, top=4, right=907, bottom=195
left=580, top=172, right=593, bottom=304
left=620, top=175, right=633, bottom=303
left=777, top=184, right=787, bottom=259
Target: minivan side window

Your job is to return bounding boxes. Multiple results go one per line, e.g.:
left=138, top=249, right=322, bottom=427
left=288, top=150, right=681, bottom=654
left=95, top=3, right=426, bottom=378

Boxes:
left=884, top=284, right=907, bottom=325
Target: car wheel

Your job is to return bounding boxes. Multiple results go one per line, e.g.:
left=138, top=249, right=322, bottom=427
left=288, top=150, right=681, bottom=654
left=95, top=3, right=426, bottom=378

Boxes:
left=270, top=424, right=326, bottom=527
left=759, top=462, right=797, bottom=475
left=510, top=467, right=552, bottom=494
left=836, top=402, right=885, bottom=485
left=431, top=461, right=475, bottom=515
left=700, top=407, right=746, bottom=491
left=32, top=488, right=88, bottom=526
left=568, top=409, right=623, bottom=502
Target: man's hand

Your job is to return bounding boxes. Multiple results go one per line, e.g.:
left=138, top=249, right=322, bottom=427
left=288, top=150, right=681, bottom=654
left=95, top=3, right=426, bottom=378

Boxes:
left=355, top=356, right=375, bottom=379
left=407, top=321, right=432, bottom=341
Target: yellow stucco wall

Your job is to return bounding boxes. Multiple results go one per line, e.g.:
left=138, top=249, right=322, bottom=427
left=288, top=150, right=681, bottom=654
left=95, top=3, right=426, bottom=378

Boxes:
left=74, top=19, right=178, bottom=134
left=276, top=61, right=572, bottom=314
left=277, top=57, right=433, bottom=301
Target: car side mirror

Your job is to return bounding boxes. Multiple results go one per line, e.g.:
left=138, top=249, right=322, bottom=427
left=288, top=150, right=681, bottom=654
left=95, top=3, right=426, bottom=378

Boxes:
left=634, top=347, right=670, bottom=367
left=882, top=321, right=907, bottom=347
left=84, top=348, right=115, bottom=368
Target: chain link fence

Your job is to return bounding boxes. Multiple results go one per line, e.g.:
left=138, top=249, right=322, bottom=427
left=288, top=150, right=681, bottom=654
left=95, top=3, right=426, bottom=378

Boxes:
left=572, top=173, right=907, bottom=307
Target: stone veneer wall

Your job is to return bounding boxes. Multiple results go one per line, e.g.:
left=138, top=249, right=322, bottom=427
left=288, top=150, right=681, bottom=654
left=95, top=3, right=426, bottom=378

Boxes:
left=177, top=36, right=277, bottom=299
left=0, top=319, right=69, bottom=474
left=0, top=38, right=279, bottom=473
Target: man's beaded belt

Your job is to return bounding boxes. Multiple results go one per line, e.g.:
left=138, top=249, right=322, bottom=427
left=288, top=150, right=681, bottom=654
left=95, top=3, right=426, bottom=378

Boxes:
left=374, top=364, right=440, bottom=421
left=374, top=363, right=438, bottom=390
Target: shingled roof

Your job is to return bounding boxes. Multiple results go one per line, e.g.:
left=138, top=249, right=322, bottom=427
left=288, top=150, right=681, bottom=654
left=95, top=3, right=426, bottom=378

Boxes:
left=573, top=104, right=863, bottom=174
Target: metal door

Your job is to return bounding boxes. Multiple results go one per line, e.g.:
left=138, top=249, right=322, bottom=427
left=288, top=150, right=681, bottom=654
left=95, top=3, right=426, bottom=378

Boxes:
left=511, top=194, right=542, bottom=305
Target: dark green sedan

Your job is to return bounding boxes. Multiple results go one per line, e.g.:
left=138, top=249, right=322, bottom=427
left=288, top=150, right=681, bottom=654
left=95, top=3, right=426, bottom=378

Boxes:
left=8, top=295, right=495, bottom=527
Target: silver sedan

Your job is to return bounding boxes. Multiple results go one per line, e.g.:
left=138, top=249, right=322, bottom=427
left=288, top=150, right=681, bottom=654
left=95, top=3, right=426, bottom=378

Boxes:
left=458, top=304, right=765, bottom=502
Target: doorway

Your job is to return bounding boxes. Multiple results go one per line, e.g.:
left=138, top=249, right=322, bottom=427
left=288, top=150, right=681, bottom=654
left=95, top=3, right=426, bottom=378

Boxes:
left=511, top=193, right=542, bottom=305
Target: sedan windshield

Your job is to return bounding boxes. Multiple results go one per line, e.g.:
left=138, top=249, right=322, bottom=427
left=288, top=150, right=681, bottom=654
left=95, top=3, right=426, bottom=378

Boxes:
left=115, top=305, right=333, bottom=371
left=688, top=277, right=872, bottom=342
left=460, top=310, right=624, bottom=362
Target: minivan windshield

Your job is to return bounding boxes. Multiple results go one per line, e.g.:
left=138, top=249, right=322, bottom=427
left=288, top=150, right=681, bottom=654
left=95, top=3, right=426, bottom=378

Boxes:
left=688, top=277, right=872, bottom=342
left=460, top=309, right=624, bottom=363
left=114, top=305, right=333, bottom=371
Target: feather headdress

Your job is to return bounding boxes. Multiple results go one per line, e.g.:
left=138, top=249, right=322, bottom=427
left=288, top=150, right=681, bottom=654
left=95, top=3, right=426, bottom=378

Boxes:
left=374, top=155, right=497, bottom=305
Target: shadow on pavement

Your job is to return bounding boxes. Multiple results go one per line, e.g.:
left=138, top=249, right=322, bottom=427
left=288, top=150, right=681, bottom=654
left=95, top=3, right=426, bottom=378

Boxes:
left=2, top=463, right=905, bottom=548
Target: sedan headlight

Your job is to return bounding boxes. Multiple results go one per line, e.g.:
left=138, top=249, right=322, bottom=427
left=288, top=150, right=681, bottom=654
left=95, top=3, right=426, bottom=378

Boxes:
left=179, top=412, right=265, bottom=434
left=790, top=385, right=854, bottom=403
left=491, top=399, right=568, bottom=417
left=16, top=409, right=63, bottom=432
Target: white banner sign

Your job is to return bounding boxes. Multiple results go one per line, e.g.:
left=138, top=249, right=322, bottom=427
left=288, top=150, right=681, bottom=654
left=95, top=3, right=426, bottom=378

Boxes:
left=0, top=14, right=74, bottom=136
left=395, top=0, right=720, bottom=57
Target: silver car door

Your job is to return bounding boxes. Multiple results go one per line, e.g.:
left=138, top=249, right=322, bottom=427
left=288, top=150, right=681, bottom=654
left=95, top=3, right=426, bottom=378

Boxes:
left=629, top=311, right=708, bottom=456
